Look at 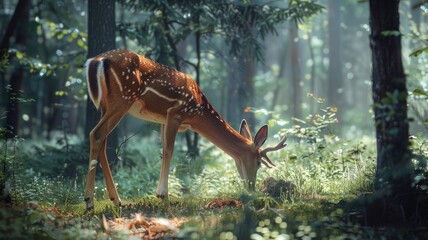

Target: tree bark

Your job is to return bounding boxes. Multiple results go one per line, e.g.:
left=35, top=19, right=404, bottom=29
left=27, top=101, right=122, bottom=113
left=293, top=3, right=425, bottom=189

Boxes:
left=4, top=0, right=30, bottom=139
left=327, top=0, right=343, bottom=120
left=1, top=0, right=30, bottom=206
left=241, top=50, right=256, bottom=129
left=289, top=21, right=302, bottom=119
left=227, top=59, right=240, bottom=127
left=274, top=37, right=289, bottom=113
left=0, top=0, right=31, bottom=117
left=369, top=0, right=415, bottom=224
left=186, top=20, right=201, bottom=157
left=308, top=33, right=316, bottom=114
left=85, top=0, right=118, bottom=165
left=0, top=0, right=30, bottom=54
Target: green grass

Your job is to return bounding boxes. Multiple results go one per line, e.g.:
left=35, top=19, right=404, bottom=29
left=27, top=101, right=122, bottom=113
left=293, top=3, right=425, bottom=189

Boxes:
left=1, top=136, right=427, bottom=239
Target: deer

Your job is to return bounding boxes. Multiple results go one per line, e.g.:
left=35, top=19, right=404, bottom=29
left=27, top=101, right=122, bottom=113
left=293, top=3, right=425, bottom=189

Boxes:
left=83, top=49, right=287, bottom=210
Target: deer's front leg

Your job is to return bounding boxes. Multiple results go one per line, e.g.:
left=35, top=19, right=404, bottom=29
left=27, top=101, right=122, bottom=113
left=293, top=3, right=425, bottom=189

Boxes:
left=156, top=106, right=182, bottom=199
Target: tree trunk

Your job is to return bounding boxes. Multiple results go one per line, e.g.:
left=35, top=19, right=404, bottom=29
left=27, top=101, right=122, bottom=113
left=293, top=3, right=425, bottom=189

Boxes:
left=0, top=0, right=31, bottom=119
left=368, top=0, right=415, bottom=224
left=241, top=50, right=256, bottom=129
left=308, top=33, right=316, bottom=114
left=35, top=0, right=50, bottom=138
left=186, top=17, right=202, bottom=158
left=274, top=36, right=289, bottom=113
left=227, top=61, right=240, bottom=127
left=228, top=6, right=256, bottom=130
left=4, top=0, right=30, bottom=139
left=1, top=0, right=30, bottom=206
left=289, top=21, right=302, bottom=119
left=85, top=0, right=118, bottom=166
left=327, top=0, right=343, bottom=121
left=0, top=0, right=30, bottom=53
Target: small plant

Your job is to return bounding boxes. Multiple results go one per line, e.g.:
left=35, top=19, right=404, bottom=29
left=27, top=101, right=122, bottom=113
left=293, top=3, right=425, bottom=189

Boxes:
left=253, top=196, right=278, bottom=210
left=27, top=137, right=88, bottom=178
left=288, top=93, right=339, bottom=145
left=0, top=136, right=25, bottom=205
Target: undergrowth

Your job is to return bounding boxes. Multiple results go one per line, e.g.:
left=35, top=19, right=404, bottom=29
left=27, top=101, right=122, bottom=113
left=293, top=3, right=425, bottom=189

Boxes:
left=1, top=109, right=427, bottom=239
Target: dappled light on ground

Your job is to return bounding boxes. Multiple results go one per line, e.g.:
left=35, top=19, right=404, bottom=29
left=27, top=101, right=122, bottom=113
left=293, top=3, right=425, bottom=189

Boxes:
left=103, top=213, right=185, bottom=239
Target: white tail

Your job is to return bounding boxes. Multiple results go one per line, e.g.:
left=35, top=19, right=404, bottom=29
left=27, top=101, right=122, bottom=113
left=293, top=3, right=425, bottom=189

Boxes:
left=84, top=49, right=287, bottom=210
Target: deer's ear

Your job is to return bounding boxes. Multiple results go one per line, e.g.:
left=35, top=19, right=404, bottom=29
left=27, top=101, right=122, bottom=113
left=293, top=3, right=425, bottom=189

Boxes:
left=239, top=119, right=252, bottom=140
left=254, top=125, right=268, bottom=149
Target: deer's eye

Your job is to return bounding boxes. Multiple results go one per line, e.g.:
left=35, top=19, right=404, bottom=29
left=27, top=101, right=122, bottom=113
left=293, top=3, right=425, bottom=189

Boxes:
left=257, top=160, right=261, bottom=167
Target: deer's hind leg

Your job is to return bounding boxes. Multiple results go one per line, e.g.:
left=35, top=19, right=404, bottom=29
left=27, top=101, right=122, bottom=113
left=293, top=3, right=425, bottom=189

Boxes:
left=84, top=106, right=128, bottom=210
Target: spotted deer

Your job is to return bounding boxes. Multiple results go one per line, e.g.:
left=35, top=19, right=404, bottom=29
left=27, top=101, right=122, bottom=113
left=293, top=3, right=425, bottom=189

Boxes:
left=84, top=49, right=287, bottom=210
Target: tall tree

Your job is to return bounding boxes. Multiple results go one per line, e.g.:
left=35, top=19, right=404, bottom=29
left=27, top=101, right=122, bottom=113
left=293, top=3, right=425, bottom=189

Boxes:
left=369, top=0, right=416, bottom=223
left=234, top=6, right=257, bottom=130
left=85, top=0, right=118, bottom=165
left=0, top=0, right=30, bottom=205
left=327, top=0, right=343, bottom=121
left=1, top=0, right=31, bottom=139
left=289, top=21, right=302, bottom=119
left=233, top=51, right=256, bottom=129
left=227, top=57, right=241, bottom=127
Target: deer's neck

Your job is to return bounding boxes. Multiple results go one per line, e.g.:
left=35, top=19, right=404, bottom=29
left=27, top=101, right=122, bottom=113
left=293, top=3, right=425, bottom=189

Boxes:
left=191, top=102, right=251, bottom=159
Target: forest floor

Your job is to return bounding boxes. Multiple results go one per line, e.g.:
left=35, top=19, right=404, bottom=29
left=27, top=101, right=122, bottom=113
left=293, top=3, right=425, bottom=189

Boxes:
left=2, top=185, right=428, bottom=239
left=1, top=136, right=428, bottom=239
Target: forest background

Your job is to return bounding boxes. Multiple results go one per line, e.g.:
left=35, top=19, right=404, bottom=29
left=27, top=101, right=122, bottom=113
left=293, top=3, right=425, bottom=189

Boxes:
left=1, top=0, right=428, bottom=239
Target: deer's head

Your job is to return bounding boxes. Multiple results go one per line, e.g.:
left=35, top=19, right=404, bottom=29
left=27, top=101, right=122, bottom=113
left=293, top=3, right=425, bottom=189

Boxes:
left=235, top=119, right=287, bottom=190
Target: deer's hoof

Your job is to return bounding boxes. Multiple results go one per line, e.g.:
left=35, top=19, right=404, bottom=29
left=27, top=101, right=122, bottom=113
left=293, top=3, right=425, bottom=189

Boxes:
left=85, top=206, right=94, bottom=213
left=156, top=194, right=167, bottom=199
left=84, top=197, right=94, bottom=211
left=111, top=197, right=122, bottom=207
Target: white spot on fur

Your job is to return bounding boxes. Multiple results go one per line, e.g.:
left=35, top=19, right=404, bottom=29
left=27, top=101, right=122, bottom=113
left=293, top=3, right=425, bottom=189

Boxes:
left=110, top=68, right=123, bottom=92
left=89, top=159, right=98, bottom=171
left=140, top=87, right=182, bottom=103
left=92, top=58, right=105, bottom=109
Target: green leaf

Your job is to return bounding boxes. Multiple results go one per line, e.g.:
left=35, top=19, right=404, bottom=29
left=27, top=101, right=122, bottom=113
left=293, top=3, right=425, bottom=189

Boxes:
left=55, top=91, right=68, bottom=96
left=272, top=113, right=280, bottom=119
left=16, top=51, right=24, bottom=59
left=423, top=119, right=428, bottom=125
left=381, top=31, right=401, bottom=37
left=409, top=46, right=428, bottom=57
left=77, top=39, right=85, bottom=48
left=412, top=89, right=428, bottom=98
